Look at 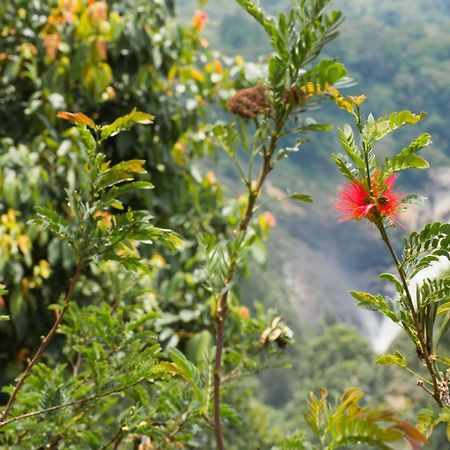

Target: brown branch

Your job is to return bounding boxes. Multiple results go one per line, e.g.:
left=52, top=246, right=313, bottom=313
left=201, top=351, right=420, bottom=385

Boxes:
left=0, top=263, right=83, bottom=425
left=213, top=125, right=280, bottom=450
left=99, top=427, right=124, bottom=450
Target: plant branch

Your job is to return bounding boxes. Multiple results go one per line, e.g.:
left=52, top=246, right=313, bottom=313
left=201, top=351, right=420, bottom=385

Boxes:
left=0, top=376, right=145, bottom=428
left=376, top=220, right=443, bottom=406
left=213, top=123, right=281, bottom=450
left=357, top=112, right=444, bottom=407
left=0, top=263, right=83, bottom=425
left=99, top=427, right=124, bottom=450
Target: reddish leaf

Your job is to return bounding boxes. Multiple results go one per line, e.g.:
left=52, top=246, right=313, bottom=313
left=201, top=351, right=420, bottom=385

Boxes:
left=56, top=111, right=96, bottom=128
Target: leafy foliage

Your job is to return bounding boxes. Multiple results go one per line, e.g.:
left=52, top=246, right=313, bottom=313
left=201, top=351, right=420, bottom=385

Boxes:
left=0, top=0, right=440, bottom=448
left=29, top=111, right=182, bottom=267
left=333, top=96, right=450, bottom=437
left=0, top=109, right=192, bottom=446
left=279, top=388, right=427, bottom=449
left=333, top=105, right=430, bottom=184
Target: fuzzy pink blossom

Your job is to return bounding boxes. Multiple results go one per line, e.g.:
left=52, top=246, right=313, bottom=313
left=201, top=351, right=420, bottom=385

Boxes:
left=335, top=173, right=403, bottom=223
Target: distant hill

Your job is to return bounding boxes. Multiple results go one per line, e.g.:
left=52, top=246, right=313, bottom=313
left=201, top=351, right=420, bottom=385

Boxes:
left=179, top=0, right=450, bottom=335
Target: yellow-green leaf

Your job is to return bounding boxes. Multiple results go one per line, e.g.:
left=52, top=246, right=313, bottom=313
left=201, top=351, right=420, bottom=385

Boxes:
left=100, top=108, right=154, bottom=141
left=437, top=302, right=450, bottom=316
left=95, top=160, right=147, bottom=190
left=376, top=351, right=407, bottom=368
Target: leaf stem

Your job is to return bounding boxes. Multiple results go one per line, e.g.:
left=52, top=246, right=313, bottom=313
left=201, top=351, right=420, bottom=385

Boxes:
left=376, top=220, right=443, bottom=406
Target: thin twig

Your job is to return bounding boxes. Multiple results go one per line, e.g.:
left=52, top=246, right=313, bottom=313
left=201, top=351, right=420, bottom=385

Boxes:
left=113, top=435, right=125, bottom=450
left=99, top=427, right=124, bottom=450
left=0, top=263, right=83, bottom=425
left=0, top=377, right=146, bottom=428
left=213, top=123, right=281, bottom=449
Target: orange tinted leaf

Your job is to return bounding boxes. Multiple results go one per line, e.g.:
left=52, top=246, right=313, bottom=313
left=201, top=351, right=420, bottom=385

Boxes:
left=18, top=234, right=31, bottom=254
left=394, top=420, right=428, bottom=444
left=56, top=111, right=96, bottom=128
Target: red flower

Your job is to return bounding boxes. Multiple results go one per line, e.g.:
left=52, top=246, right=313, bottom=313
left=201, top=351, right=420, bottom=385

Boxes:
left=335, top=173, right=403, bottom=223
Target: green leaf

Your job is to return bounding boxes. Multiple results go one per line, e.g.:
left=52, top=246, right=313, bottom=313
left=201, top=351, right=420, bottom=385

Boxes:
left=385, top=154, right=429, bottom=173
left=436, top=310, right=450, bottom=350
left=298, top=120, right=333, bottom=133
left=0, top=315, right=10, bottom=321
left=416, top=406, right=450, bottom=444
left=332, top=153, right=358, bottom=181
left=350, top=291, right=379, bottom=305
left=303, top=387, right=426, bottom=449
left=364, top=111, right=427, bottom=144
left=437, top=302, right=450, bottom=316
left=337, top=125, right=365, bottom=169
left=268, top=55, right=286, bottom=89
left=314, top=59, right=347, bottom=86
left=287, top=193, right=313, bottom=203
left=389, top=110, right=427, bottom=128
left=379, top=111, right=427, bottom=140
left=168, top=347, right=203, bottom=401
left=78, top=127, right=97, bottom=154
left=125, top=226, right=184, bottom=251
left=220, top=403, right=242, bottom=425
left=403, top=222, right=450, bottom=277
left=402, top=132, right=432, bottom=153
left=305, top=389, right=327, bottom=436
left=235, top=0, right=276, bottom=39
left=402, top=194, right=426, bottom=206
left=100, top=108, right=154, bottom=141
left=376, top=351, right=407, bottom=368
left=379, top=273, right=404, bottom=295
left=95, top=160, right=147, bottom=190
left=436, top=355, right=450, bottom=367
left=211, top=123, right=239, bottom=159
left=0, top=283, right=7, bottom=296
left=102, top=181, right=155, bottom=204
left=30, top=206, right=71, bottom=238
left=350, top=291, right=399, bottom=322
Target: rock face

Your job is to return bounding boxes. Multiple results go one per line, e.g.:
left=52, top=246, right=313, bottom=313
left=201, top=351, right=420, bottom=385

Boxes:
left=280, top=236, right=381, bottom=339
left=277, top=167, right=450, bottom=350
